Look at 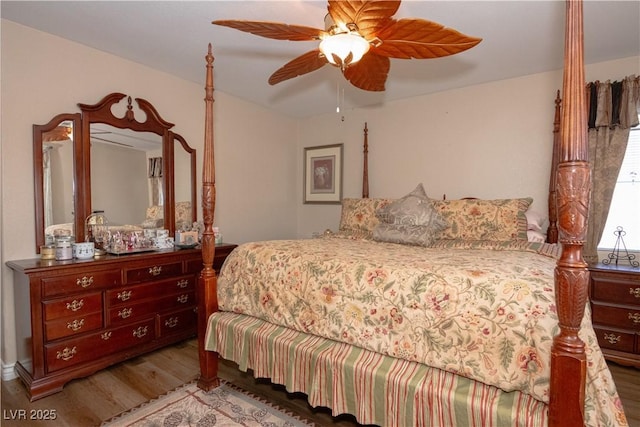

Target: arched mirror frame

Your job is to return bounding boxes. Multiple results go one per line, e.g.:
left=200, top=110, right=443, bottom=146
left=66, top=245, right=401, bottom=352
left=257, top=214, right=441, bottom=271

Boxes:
left=172, top=132, right=198, bottom=228
left=33, top=113, right=82, bottom=252
left=33, top=93, right=197, bottom=252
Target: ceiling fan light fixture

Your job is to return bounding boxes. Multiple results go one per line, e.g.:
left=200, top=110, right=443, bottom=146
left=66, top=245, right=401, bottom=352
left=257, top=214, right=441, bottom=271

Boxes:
left=319, top=32, right=370, bottom=68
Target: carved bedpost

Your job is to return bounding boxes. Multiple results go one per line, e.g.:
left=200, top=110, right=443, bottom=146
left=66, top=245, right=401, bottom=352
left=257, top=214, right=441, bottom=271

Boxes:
left=197, top=44, right=220, bottom=391
left=362, top=122, right=369, bottom=199
left=549, top=1, right=589, bottom=426
left=547, top=91, right=561, bottom=244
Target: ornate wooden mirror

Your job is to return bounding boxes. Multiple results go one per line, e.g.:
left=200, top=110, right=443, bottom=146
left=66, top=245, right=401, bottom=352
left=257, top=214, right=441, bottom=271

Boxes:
left=33, top=93, right=197, bottom=252
left=33, top=114, right=82, bottom=252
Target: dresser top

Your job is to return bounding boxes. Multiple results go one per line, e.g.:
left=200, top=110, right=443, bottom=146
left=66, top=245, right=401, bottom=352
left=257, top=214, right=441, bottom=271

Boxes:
left=6, top=247, right=202, bottom=274
left=590, top=262, right=640, bottom=275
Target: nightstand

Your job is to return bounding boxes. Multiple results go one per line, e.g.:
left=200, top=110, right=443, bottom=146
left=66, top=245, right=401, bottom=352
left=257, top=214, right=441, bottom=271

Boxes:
left=589, top=263, right=640, bottom=368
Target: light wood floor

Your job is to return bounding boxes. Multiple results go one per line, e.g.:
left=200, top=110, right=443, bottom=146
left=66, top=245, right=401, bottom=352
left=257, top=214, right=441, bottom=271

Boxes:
left=1, top=338, right=638, bottom=426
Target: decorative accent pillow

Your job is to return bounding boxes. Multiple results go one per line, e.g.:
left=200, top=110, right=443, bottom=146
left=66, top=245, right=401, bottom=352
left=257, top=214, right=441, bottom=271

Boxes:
left=376, top=183, right=448, bottom=229
left=431, top=197, right=533, bottom=241
left=338, top=198, right=392, bottom=237
left=373, top=223, right=443, bottom=247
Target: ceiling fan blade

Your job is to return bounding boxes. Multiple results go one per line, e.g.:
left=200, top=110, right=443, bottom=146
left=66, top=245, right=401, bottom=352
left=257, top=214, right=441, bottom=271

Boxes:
left=327, top=0, right=399, bottom=39
left=373, top=18, right=482, bottom=59
left=343, top=53, right=390, bottom=92
left=212, top=20, right=325, bottom=41
left=269, top=50, right=329, bottom=85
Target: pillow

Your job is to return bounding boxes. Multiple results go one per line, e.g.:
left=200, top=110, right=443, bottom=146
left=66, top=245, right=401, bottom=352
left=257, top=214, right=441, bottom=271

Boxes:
left=525, top=209, right=547, bottom=232
left=527, top=230, right=547, bottom=243
left=431, top=197, right=533, bottom=241
left=376, top=183, right=448, bottom=230
left=338, top=198, right=392, bottom=237
left=373, top=223, right=443, bottom=247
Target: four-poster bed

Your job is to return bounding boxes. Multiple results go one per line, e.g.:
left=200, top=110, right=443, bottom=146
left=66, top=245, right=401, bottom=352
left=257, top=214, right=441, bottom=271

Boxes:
left=196, top=2, right=627, bottom=426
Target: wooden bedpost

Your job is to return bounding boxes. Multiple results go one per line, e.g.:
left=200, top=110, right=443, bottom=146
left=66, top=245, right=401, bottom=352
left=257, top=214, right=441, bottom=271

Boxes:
left=547, top=91, right=561, bottom=244
left=549, top=1, right=589, bottom=426
left=362, top=122, right=369, bottom=198
left=197, top=43, right=221, bottom=391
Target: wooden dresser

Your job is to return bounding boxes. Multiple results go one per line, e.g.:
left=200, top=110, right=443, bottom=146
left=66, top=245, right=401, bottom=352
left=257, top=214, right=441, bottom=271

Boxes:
left=7, top=243, right=237, bottom=401
left=589, top=263, right=640, bottom=368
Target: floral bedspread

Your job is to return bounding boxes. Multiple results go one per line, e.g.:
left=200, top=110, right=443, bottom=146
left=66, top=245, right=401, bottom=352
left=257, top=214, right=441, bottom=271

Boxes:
left=217, top=238, right=626, bottom=425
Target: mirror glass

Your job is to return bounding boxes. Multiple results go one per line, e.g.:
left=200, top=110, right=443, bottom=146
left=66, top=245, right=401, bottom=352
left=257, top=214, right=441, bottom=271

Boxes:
left=43, top=122, right=75, bottom=233
left=174, top=133, right=196, bottom=230
left=89, top=123, right=163, bottom=228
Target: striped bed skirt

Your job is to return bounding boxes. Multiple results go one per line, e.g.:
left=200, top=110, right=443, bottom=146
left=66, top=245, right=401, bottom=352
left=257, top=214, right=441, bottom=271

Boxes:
left=206, top=311, right=548, bottom=427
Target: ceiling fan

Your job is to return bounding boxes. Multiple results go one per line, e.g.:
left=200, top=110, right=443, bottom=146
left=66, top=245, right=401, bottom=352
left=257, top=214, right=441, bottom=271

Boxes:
left=212, top=0, right=482, bottom=92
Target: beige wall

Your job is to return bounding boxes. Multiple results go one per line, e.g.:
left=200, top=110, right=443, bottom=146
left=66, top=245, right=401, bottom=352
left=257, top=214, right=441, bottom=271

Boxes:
left=295, top=56, right=640, bottom=238
left=0, top=20, right=298, bottom=375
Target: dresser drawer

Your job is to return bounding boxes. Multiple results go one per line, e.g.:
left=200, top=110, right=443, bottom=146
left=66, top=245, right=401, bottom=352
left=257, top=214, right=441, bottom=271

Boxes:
left=45, top=319, right=155, bottom=373
left=593, top=325, right=636, bottom=353
left=107, top=291, right=196, bottom=325
left=125, top=261, right=183, bottom=284
left=45, top=312, right=103, bottom=341
left=43, top=292, right=102, bottom=320
left=591, top=302, right=640, bottom=330
left=106, top=275, right=195, bottom=306
left=158, top=307, right=197, bottom=337
left=42, top=270, right=121, bottom=297
left=592, top=275, right=640, bottom=305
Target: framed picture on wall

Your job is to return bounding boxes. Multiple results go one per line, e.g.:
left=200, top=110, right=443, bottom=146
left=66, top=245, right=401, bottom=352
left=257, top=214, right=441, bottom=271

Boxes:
left=303, top=144, right=343, bottom=204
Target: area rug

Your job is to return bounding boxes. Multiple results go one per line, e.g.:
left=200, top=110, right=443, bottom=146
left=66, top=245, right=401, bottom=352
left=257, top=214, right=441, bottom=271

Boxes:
left=101, top=381, right=316, bottom=426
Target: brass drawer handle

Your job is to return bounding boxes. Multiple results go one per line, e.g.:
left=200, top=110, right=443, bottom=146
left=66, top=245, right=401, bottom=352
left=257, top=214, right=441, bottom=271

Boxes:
left=148, top=266, right=162, bottom=276
left=66, top=319, right=85, bottom=332
left=76, top=276, right=94, bottom=288
left=630, top=287, right=640, bottom=298
left=603, top=333, right=621, bottom=344
left=56, top=346, right=77, bottom=361
left=177, top=294, right=189, bottom=304
left=118, top=308, right=133, bottom=319
left=101, top=331, right=112, bottom=340
left=165, top=317, right=179, bottom=328
left=117, top=290, right=132, bottom=301
left=629, top=313, right=640, bottom=324
left=177, top=279, right=189, bottom=288
left=66, top=299, right=84, bottom=312
left=132, top=326, right=148, bottom=338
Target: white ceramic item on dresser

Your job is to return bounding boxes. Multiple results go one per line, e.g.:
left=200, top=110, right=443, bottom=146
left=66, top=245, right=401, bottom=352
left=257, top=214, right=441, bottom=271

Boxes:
left=73, top=242, right=95, bottom=259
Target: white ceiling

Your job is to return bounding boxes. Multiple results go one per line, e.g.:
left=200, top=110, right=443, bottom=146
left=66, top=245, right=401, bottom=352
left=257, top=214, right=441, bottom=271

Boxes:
left=2, top=1, right=639, bottom=118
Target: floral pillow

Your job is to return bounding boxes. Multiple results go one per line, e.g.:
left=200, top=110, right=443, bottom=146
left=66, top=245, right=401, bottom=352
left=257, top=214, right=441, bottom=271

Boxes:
left=431, top=197, right=532, bottom=241
left=338, top=198, right=392, bottom=238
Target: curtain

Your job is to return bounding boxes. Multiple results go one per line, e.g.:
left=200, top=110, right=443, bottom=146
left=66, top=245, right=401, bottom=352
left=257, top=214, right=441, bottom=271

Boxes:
left=584, top=75, right=640, bottom=263
left=148, top=157, right=164, bottom=206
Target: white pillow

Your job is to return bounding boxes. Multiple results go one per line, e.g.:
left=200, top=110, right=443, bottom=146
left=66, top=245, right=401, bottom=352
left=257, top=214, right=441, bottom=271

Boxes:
left=527, top=230, right=547, bottom=243
left=525, top=209, right=546, bottom=232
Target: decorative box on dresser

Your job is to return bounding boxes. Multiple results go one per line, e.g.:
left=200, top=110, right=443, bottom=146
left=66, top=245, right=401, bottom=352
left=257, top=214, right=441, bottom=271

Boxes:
left=589, top=263, right=640, bottom=368
left=7, top=243, right=237, bottom=401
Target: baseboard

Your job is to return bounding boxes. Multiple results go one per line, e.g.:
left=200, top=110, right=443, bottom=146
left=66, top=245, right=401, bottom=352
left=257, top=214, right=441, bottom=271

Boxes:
left=1, top=359, right=18, bottom=381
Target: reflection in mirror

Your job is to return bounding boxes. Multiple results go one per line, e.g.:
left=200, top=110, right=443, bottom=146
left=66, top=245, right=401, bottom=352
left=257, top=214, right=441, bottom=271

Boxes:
left=43, top=123, right=74, bottom=230
left=90, top=124, right=162, bottom=228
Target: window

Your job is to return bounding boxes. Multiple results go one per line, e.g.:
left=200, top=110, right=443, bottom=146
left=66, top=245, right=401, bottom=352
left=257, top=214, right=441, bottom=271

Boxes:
left=597, top=118, right=640, bottom=254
